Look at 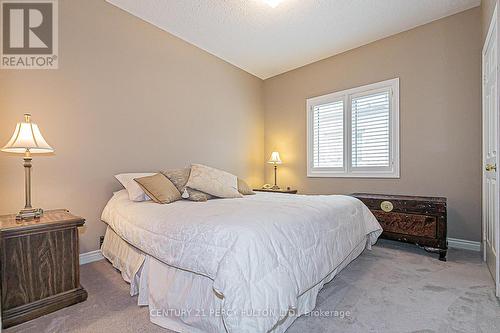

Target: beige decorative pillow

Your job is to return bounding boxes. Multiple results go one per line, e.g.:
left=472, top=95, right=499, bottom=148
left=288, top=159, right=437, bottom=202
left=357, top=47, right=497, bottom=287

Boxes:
left=134, top=173, right=181, bottom=204
left=186, top=164, right=243, bottom=198
left=238, top=178, right=255, bottom=195
left=161, top=168, right=213, bottom=202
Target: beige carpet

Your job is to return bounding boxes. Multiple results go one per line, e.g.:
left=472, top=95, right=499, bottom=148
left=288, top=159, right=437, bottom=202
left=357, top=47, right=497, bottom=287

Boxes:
left=5, top=240, right=500, bottom=333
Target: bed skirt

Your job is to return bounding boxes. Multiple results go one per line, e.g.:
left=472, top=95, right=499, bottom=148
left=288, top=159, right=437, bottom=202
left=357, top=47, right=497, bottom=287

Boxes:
left=101, top=226, right=368, bottom=333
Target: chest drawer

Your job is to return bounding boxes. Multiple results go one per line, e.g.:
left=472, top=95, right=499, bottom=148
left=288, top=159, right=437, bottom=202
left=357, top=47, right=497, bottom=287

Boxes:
left=371, top=210, right=437, bottom=238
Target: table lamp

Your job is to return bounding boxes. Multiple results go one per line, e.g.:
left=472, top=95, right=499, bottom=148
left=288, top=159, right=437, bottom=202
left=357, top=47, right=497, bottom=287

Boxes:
left=268, top=151, right=282, bottom=190
left=2, top=114, right=54, bottom=220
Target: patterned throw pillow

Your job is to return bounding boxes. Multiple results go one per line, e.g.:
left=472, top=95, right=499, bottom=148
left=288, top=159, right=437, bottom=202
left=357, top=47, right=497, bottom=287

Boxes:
left=186, top=164, right=243, bottom=198
left=237, top=178, right=255, bottom=195
left=162, top=168, right=213, bottom=202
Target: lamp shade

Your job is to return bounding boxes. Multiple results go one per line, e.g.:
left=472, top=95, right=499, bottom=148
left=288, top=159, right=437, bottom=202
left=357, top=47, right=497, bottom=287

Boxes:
left=268, top=151, right=282, bottom=164
left=2, top=114, right=54, bottom=154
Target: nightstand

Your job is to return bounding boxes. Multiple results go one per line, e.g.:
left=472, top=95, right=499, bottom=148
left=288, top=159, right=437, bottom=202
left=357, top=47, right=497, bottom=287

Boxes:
left=0, top=209, right=88, bottom=328
left=254, top=188, right=298, bottom=194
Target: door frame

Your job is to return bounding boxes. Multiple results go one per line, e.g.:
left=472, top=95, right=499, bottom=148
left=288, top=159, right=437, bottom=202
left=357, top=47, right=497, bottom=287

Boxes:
left=482, top=1, right=500, bottom=298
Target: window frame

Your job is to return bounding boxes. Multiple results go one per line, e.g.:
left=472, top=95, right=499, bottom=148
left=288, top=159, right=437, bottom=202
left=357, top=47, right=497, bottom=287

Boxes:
left=306, top=78, right=400, bottom=178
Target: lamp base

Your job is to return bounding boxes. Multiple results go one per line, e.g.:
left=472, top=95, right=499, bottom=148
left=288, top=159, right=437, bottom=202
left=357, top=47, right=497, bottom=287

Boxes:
left=271, top=185, right=281, bottom=190
left=16, top=208, right=44, bottom=220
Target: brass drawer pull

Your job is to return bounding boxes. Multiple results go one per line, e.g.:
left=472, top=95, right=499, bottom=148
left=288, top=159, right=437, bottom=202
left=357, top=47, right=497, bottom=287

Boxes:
left=380, top=201, right=393, bottom=212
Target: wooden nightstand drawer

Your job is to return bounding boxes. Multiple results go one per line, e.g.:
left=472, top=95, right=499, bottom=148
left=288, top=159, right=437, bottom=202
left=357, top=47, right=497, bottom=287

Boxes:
left=2, top=228, right=80, bottom=309
left=0, top=209, right=87, bottom=328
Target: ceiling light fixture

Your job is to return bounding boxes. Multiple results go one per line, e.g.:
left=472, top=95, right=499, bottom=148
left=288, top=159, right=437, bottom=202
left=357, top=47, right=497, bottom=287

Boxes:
left=263, top=0, right=282, bottom=8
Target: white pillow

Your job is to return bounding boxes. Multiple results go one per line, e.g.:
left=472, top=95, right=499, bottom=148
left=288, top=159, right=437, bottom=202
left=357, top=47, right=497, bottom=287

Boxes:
left=186, top=164, right=242, bottom=198
left=115, top=173, right=155, bottom=201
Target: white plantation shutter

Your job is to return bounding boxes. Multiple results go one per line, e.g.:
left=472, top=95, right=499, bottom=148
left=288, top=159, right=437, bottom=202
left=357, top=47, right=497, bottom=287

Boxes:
left=307, top=78, right=399, bottom=178
left=351, top=90, right=390, bottom=168
left=313, top=100, right=344, bottom=168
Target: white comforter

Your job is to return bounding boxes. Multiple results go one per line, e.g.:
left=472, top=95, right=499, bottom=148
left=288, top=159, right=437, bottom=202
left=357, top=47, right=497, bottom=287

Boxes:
left=101, top=190, right=382, bottom=333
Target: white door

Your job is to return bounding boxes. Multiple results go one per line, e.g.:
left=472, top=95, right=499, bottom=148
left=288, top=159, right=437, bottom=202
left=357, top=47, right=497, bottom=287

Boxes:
left=483, top=3, right=500, bottom=298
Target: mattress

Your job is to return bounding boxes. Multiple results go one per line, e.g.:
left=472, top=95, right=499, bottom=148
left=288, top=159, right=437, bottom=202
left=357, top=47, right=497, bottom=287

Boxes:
left=101, top=190, right=382, bottom=332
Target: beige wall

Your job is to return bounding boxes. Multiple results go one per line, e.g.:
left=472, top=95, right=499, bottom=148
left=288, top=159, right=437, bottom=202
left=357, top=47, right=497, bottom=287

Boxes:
left=0, top=2, right=483, bottom=253
left=0, top=0, right=264, bottom=253
left=263, top=8, right=482, bottom=241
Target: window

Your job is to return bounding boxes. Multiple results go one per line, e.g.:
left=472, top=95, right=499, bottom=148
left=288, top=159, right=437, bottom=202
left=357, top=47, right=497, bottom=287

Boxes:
left=307, top=78, right=399, bottom=178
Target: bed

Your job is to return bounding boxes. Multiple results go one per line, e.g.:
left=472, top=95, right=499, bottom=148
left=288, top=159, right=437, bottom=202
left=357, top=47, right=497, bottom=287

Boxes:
left=100, top=190, right=382, bottom=333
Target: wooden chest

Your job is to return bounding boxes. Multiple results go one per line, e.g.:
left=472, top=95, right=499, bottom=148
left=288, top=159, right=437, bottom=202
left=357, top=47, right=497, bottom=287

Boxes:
left=0, top=209, right=88, bottom=328
left=351, top=193, right=448, bottom=261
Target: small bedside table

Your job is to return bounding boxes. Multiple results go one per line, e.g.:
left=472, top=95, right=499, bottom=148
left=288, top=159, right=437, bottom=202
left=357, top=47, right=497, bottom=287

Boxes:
left=254, top=188, right=298, bottom=194
left=0, top=209, right=88, bottom=328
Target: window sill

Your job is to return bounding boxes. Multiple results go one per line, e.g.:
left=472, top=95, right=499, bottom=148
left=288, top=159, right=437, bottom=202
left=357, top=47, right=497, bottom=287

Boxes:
left=307, top=171, right=400, bottom=179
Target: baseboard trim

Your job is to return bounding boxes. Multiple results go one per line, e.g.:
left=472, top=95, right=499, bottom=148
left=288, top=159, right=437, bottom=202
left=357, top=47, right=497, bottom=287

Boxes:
left=79, top=250, right=104, bottom=265
left=448, top=238, right=481, bottom=252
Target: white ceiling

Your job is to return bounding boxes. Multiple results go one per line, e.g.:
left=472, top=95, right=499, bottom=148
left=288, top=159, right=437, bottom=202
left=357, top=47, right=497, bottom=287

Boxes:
left=106, top=0, right=480, bottom=79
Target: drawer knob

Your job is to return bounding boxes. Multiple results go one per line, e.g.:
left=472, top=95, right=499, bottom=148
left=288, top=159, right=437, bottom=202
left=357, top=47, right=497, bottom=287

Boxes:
left=381, top=201, right=394, bottom=212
